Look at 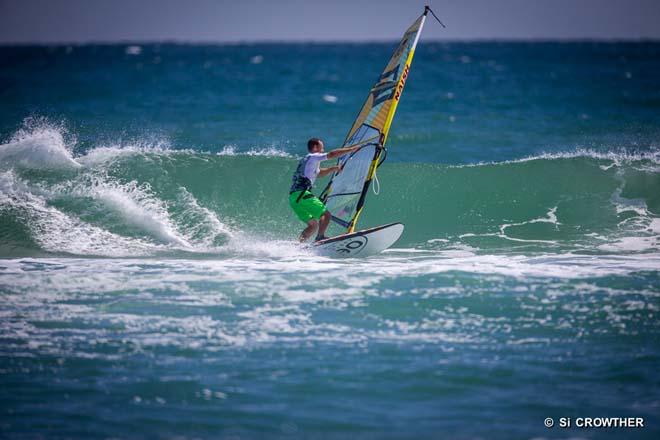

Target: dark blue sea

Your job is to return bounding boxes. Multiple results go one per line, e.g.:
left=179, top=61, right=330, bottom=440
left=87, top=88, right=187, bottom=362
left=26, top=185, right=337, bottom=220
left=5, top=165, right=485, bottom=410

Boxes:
left=1, top=41, right=659, bottom=439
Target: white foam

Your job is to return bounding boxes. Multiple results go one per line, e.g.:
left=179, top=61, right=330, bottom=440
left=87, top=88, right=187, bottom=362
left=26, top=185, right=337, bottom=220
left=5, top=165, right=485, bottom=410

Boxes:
left=322, top=94, right=338, bottom=103
left=173, top=188, right=234, bottom=247
left=217, top=145, right=237, bottom=155
left=458, top=207, right=562, bottom=246
left=83, top=180, right=190, bottom=247
left=223, top=234, right=312, bottom=259
left=452, top=148, right=660, bottom=169
left=0, top=122, right=80, bottom=170
left=597, top=236, right=659, bottom=253
left=2, top=251, right=658, bottom=357
left=0, top=171, right=158, bottom=256
left=598, top=169, right=660, bottom=253
left=216, top=145, right=291, bottom=157
left=125, top=45, right=142, bottom=55
left=498, top=207, right=560, bottom=244
left=0, top=249, right=657, bottom=363
left=427, top=238, right=450, bottom=243
left=78, top=140, right=173, bottom=166
left=610, top=168, right=651, bottom=216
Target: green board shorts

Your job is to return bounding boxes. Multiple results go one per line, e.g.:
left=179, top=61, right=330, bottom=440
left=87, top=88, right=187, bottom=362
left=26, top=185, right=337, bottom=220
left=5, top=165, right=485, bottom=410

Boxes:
left=289, top=191, right=327, bottom=223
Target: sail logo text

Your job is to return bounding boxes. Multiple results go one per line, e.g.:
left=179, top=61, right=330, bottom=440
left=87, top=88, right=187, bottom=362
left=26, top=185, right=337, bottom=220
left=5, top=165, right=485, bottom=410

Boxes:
left=394, top=64, right=410, bottom=101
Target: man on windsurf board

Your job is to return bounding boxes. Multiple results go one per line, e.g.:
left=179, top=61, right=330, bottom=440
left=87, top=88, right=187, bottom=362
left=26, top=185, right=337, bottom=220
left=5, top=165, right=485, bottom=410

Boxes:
left=289, top=138, right=360, bottom=242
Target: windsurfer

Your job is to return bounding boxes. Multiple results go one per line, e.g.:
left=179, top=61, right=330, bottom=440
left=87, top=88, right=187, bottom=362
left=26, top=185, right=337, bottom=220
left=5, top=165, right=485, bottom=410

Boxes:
left=289, top=138, right=361, bottom=242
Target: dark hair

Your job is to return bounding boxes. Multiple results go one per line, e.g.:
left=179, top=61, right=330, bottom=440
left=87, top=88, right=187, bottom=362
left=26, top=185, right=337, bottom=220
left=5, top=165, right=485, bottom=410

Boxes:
left=307, top=138, right=323, bottom=151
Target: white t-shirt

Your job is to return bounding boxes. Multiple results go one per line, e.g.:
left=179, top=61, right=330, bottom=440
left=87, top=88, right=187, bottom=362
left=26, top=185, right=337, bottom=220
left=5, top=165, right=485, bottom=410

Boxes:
left=303, top=153, right=328, bottom=185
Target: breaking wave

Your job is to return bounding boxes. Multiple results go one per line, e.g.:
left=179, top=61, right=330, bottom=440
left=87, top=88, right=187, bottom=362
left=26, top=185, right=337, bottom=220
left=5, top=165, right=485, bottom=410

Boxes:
left=1, top=122, right=658, bottom=257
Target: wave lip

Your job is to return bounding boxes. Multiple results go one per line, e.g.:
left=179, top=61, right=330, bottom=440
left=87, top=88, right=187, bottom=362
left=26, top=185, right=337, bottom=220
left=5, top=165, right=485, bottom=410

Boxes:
left=453, top=148, right=660, bottom=169
left=216, top=145, right=293, bottom=157
left=0, top=122, right=81, bottom=171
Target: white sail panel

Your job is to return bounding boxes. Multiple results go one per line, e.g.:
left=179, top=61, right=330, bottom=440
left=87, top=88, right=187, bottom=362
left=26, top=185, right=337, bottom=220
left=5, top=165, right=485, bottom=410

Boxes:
left=324, top=143, right=377, bottom=225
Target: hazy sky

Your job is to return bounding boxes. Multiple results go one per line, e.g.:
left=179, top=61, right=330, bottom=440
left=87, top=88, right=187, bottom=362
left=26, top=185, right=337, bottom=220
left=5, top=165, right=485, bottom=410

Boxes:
left=1, top=0, right=659, bottom=43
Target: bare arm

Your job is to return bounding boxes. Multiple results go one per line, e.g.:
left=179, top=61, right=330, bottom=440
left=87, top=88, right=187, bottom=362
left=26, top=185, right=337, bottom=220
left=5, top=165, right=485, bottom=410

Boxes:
left=327, top=144, right=362, bottom=160
left=318, top=165, right=340, bottom=178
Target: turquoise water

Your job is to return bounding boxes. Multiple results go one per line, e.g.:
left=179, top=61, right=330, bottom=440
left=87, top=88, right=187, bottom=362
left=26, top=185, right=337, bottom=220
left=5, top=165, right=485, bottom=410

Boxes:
left=1, top=42, right=659, bottom=439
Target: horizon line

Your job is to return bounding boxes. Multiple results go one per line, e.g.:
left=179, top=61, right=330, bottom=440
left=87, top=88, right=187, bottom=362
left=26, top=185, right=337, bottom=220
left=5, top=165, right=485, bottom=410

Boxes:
left=2, top=37, right=660, bottom=47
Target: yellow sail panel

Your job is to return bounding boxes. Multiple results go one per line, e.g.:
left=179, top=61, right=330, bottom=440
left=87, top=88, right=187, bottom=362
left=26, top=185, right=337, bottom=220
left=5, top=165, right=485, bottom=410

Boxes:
left=344, top=14, right=425, bottom=146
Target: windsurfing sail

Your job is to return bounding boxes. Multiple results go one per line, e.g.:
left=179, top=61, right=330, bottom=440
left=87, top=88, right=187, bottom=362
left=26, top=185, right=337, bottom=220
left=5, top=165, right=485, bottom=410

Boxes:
left=320, top=8, right=429, bottom=233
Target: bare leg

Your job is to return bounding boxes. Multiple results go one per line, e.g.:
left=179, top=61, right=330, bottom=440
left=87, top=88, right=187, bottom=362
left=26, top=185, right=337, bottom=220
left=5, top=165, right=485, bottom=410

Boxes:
left=299, top=219, right=318, bottom=242
left=315, top=211, right=331, bottom=241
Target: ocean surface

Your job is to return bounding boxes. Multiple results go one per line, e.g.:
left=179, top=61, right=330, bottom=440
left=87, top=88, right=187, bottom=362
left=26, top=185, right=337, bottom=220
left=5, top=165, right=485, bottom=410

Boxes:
left=1, top=41, right=659, bottom=439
